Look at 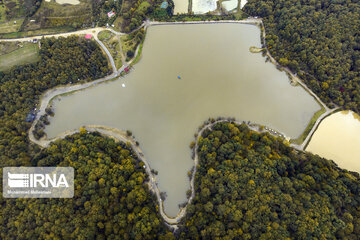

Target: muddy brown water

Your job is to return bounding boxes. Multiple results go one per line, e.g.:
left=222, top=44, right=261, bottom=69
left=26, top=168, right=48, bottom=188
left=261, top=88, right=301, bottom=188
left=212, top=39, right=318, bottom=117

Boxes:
left=45, top=24, right=320, bottom=216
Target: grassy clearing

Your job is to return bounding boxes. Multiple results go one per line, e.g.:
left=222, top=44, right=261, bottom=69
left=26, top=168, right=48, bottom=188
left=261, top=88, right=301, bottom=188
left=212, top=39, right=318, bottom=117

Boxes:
left=0, top=41, right=19, bottom=55
left=290, top=107, right=326, bottom=145
left=0, top=42, right=39, bottom=72
left=98, top=30, right=112, bottom=41
left=0, top=18, right=24, bottom=33
left=113, top=16, right=125, bottom=31
left=23, top=0, right=92, bottom=31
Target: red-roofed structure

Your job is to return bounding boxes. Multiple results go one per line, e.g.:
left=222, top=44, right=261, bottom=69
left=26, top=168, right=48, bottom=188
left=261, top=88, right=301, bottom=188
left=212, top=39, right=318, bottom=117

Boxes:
left=85, top=34, right=92, bottom=39
left=107, top=11, right=115, bottom=18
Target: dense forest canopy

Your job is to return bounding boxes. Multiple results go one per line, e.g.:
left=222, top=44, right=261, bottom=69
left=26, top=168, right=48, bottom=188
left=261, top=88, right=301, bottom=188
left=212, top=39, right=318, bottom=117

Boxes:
left=1, top=132, right=172, bottom=239
left=178, top=122, right=360, bottom=239
left=244, top=0, right=360, bottom=112
left=0, top=36, right=174, bottom=239
left=1, top=1, right=360, bottom=239
left=0, top=36, right=110, bottom=167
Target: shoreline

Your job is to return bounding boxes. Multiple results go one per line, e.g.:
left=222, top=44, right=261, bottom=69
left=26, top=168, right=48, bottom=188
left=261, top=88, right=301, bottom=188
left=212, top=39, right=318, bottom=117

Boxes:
left=9, top=19, right=339, bottom=227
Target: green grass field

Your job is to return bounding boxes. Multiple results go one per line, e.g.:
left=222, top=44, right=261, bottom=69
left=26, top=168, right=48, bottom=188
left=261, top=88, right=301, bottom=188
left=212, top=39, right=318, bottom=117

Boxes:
left=0, top=42, right=39, bottom=72
left=23, top=0, right=91, bottom=31
left=98, top=30, right=112, bottom=41
left=0, top=18, right=24, bottom=33
left=0, top=41, right=18, bottom=55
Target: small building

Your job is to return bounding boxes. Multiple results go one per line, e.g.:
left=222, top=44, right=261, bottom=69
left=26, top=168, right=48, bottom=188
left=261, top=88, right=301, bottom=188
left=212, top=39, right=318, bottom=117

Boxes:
left=124, top=67, right=129, bottom=72
left=107, top=11, right=115, bottom=18
left=160, top=1, right=168, bottom=9
left=85, top=34, right=92, bottom=39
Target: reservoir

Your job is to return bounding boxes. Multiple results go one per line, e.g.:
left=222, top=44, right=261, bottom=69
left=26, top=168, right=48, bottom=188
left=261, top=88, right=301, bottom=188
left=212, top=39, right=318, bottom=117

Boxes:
left=306, top=111, right=360, bottom=173
left=45, top=24, right=320, bottom=217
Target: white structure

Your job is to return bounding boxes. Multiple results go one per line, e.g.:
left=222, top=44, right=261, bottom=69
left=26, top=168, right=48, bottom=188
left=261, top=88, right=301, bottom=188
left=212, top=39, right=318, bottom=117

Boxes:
left=192, top=0, right=217, bottom=14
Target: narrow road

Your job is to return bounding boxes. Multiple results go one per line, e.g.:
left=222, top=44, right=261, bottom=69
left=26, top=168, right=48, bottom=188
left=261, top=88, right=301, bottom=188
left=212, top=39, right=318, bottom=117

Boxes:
left=94, top=35, right=117, bottom=73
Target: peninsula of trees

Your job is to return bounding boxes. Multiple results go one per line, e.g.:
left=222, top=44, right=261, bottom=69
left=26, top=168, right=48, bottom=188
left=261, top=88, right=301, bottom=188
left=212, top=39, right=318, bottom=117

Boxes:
left=177, top=122, right=360, bottom=239
left=244, top=0, right=360, bottom=113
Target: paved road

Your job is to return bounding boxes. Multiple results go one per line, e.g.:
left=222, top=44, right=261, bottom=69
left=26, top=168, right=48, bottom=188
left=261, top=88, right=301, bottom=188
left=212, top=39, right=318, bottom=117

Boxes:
left=94, top=35, right=117, bottom=73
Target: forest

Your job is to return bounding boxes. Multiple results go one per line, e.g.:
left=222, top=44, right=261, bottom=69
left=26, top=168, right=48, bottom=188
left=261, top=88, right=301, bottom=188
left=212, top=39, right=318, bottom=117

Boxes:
left=1, top=132, right=173, bottom=239
left=244, top=0, right=360, bottom=113
left=177, top=122, right=360, bottom=239
left=0, top=0, right=360, bottom=239
left=0, top=35, right=175, bottom=239
left=0, top=36, right=110, bottom=168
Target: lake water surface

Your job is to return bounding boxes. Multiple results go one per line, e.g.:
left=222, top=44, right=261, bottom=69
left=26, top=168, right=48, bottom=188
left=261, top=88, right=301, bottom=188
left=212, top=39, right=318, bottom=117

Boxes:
left=45, top=24, right=320, bottom=216
left=306, top=111, right=360, bottom=173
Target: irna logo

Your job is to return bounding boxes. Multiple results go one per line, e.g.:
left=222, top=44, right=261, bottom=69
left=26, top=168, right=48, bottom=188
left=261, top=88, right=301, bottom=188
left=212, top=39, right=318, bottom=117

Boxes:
left=7, top=172, right=69, bottom=188
left=3, top=167, right=74, bottom=198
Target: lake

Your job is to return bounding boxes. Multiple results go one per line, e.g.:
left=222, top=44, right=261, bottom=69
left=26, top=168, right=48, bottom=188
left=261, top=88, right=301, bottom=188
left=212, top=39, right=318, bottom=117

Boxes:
left=45, top=24, right=320, bottom=217
left=306, top=111, right=360, bottom=173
